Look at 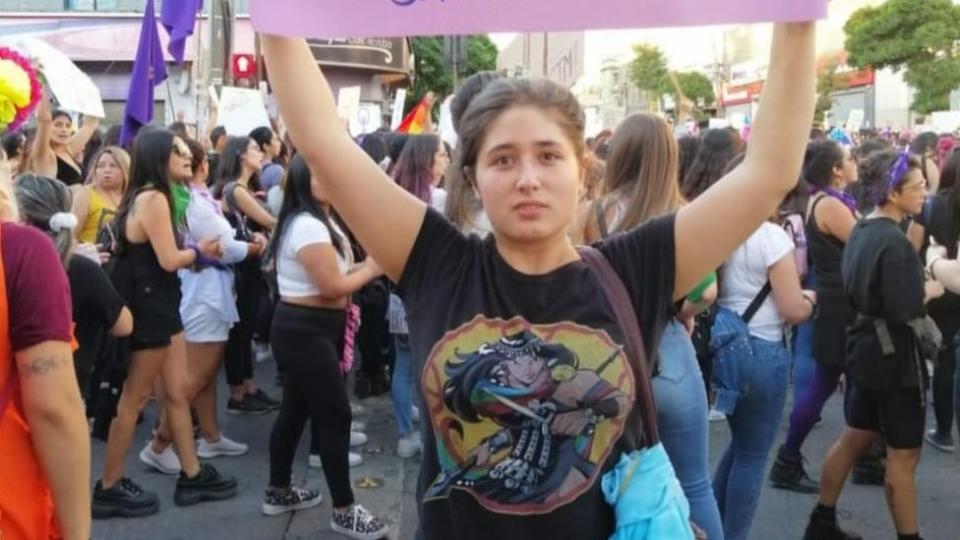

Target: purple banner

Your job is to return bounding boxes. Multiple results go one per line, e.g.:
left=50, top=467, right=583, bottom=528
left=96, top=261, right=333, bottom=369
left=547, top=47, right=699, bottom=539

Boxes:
left=251, top=0, right=827, bottom=38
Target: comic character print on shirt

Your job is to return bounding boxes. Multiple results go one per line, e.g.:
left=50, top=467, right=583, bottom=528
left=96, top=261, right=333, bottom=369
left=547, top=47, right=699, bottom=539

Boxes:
left=422, top=316, right=635, bottom=515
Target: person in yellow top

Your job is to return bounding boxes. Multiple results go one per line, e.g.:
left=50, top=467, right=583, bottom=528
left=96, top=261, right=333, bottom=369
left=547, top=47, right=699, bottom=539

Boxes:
left=72, top=146, right=129, bottom=244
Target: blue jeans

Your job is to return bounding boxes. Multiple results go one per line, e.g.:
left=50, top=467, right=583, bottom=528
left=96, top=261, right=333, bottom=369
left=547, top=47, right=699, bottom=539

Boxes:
left=654, top=321, right=724, bottom=540
left=391, top=334, right=415, bottom=436
left=712, top=337, right=790, bottom=540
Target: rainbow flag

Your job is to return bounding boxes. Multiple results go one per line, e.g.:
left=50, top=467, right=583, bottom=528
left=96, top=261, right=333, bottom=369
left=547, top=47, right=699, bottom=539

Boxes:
left=397, top=95, right=431, bottom=134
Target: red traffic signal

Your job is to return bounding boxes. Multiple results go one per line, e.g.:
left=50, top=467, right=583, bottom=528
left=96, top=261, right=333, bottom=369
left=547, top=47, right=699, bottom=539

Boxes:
left=231, top=53, right=257, bottom=80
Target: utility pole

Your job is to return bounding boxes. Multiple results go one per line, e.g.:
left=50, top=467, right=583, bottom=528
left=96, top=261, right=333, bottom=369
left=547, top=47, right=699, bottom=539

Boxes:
left=206, top=0, right=234, bottom=92
left=542, top=32, right=549, bottom=79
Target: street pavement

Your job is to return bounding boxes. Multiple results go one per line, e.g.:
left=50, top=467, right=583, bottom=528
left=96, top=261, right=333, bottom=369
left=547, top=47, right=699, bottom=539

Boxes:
left=92, top=357, right=960, bottom=540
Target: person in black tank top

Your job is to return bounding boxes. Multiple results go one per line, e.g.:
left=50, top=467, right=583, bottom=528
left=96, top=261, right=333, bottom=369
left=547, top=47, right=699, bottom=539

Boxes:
left=94, top=130, right=237, bottom=519
left=770, top=140, right=861, bottom=494
left=28, top=97, right=99, bottom=185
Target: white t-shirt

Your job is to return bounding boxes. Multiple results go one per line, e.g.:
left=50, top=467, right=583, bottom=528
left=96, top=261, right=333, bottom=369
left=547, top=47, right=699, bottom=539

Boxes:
left=277, top=212, right=353, bottom=298
left=719, top=222, right=795, bottom=342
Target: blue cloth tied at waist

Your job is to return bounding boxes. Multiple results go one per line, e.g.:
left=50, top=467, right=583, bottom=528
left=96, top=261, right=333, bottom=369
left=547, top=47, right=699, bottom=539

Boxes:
left=600, top=443, right=693, bottom=540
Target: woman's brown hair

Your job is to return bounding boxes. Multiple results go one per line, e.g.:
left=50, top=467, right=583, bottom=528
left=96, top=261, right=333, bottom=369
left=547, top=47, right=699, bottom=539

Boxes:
left=598, top=113, right=683, bottom=233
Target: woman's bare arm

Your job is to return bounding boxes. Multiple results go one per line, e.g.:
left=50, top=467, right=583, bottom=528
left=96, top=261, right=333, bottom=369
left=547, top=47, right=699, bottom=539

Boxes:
left=234, top=186, right=277, bottom=229
left=298, top=243, right=381, bottom=300
left=136, top=192, right=197, bottom=272
left=29, top=90, right=57, bottom=178
left=673, top=22, right=815, bottom=300
left=262, top=36, right=424, bottom=282
left=67, top=115, right=101, bottom=158
left=70, top=187, right=91, bottom=240
left=16, top=340, right=91, bottom=540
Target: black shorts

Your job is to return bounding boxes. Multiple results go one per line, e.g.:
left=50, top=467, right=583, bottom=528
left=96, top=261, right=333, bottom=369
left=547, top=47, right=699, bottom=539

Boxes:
left=845, top=382, right=925, bottom=449
left=129, top=274, right=183, bottom=351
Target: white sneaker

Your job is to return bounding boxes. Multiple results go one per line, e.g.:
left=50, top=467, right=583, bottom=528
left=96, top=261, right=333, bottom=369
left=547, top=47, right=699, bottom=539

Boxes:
left=310, top=452, right=363, bottom=468
left=351, top=421, right=367, bottom=432
left=350, top=402, right=365, bottom=416
left=197, top=435, right=249, bottom=458
left=397, top=434, right=421, bottom=458
left=139, top=443, right=181, bottom=475
left=411, top=405, right=421, bottom=423
left=350, top=431, right=368, bottom=447
left=708, top=408, right=726, bottom=423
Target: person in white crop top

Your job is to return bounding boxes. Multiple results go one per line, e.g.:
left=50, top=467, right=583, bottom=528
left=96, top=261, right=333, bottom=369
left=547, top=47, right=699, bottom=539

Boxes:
left=262, top=155, right=388, bottom=537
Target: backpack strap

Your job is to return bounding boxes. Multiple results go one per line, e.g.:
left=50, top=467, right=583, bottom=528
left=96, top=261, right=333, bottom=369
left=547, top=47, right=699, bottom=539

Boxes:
left=742, top=281, right=772, bottom=324
left=577, top=245, right=659, bottom=447
left=594, top=200, right=610, bottom=240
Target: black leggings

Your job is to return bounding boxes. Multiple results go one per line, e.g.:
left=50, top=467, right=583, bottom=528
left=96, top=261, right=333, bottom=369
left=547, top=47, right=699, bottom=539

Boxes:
left=225, top=260, right=264, bottom=386
left=932, top=336, right=957, bottom=436
left=269, top=302, right=354, bottom=507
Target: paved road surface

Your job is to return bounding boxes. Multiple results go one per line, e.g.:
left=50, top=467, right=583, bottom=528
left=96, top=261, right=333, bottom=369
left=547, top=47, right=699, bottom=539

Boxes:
left=92, top=358, right=960, bottom=539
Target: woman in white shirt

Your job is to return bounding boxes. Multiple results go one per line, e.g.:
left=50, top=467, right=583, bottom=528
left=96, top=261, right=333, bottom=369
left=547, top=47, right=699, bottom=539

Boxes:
left=262, top=154, right=388, bottom=540
left=140, top=139, right=266, bottom=473
left=711, top=208, right=816, bottom=540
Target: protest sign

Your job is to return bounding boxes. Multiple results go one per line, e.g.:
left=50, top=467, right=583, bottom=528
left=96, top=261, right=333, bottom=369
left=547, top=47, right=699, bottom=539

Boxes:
left=337, top=86, right=362, bottom=127
left=219, top=86, right=272, bottom=136
left=251, top=0, right=827, bottom=38
left=351, top=103, right=383, bottom=136
left=846, top=109, right=864, bottom=133
left=16, top=38, right=105, bottom=118
left=390, top=89, right=407, bottom=131
left=931, top=111, right=960, bottom=134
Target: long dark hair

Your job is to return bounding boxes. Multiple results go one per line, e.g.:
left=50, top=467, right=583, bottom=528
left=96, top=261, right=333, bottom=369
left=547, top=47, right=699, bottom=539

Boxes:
left=214, top=136, right=261, bottom=197
left=681, top=128, right=736, bottom=199
left=392, top=134, right=440, bottom=204
left=802, top=139, right=845, bottom=189
left=943, top=149, right=960, bottom=203
left=269, top=154, right=344, bottom=262
left=114, top=129, right=176, bottom=242
left=249, top=126, right=275, bottom=154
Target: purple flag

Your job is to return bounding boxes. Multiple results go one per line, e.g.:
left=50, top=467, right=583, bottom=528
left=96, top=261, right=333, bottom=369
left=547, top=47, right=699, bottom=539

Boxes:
left=121, top=0, right=168, bottom=147
left=161, top=0, right=202, bottom=65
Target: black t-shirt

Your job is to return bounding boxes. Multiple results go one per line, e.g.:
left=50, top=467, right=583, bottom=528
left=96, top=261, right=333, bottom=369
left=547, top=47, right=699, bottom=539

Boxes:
left=67, top=255, right=125, bottom=388
left=398, top=208, right=676, bottom=540
left=842, top=217, right=925, bottom=389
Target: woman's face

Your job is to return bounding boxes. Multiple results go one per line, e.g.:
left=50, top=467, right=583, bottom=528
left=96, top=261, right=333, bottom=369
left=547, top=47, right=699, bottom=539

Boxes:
left=52, top=116, right=72, bottom=146
left=268, top=132, right=282, bottom=159
left=892, top=169, right=927, bottom=216
left=95, top=152, right=123, bottom=190
left=504, top=354, right=547, bottom=386
left=473, top=106, right=582, bottom=248
left=431, top=138, right=450, bottom=184
left=167, top=137, right=193, bottom=181
left=243, top=139, right=264, bottom=171
left=837, top=146, right=859, bottom=185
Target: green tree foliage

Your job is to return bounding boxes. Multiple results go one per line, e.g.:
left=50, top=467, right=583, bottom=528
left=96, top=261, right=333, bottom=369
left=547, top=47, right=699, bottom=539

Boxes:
left=671, top=71, right=716, bottom=107
left=629, top=43, right=669, bottom=101
left=815, top=61, right=841, bottom=124
left=409, top=35, right=499, bottom=109
left=844, top=0, right=960, bottom=114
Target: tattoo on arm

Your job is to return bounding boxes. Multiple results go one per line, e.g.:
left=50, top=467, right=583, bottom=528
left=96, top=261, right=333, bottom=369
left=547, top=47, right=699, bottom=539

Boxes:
left=23, top=354, right=70, bottom=376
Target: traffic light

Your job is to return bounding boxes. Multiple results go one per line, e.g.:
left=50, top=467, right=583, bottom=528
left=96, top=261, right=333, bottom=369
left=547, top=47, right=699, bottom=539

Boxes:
left=231, top=53, right=257, bottom=87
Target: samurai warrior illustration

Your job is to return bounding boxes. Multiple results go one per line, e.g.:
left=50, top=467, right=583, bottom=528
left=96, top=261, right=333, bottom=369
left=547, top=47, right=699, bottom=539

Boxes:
left=427, top=329, right=628, bottom=507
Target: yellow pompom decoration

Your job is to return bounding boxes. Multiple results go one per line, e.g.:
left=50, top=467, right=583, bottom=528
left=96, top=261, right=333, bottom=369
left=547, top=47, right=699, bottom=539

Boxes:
left=0, top=59, right=31, bottom=108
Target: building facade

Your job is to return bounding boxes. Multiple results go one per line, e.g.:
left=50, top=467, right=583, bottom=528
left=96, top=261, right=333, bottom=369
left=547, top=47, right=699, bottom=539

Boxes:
left=0, top=0, right=412, bottom=130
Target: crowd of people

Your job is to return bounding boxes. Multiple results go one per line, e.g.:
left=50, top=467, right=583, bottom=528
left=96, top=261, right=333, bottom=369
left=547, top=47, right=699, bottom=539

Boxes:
left=0, top=19, right=958, bottom=540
